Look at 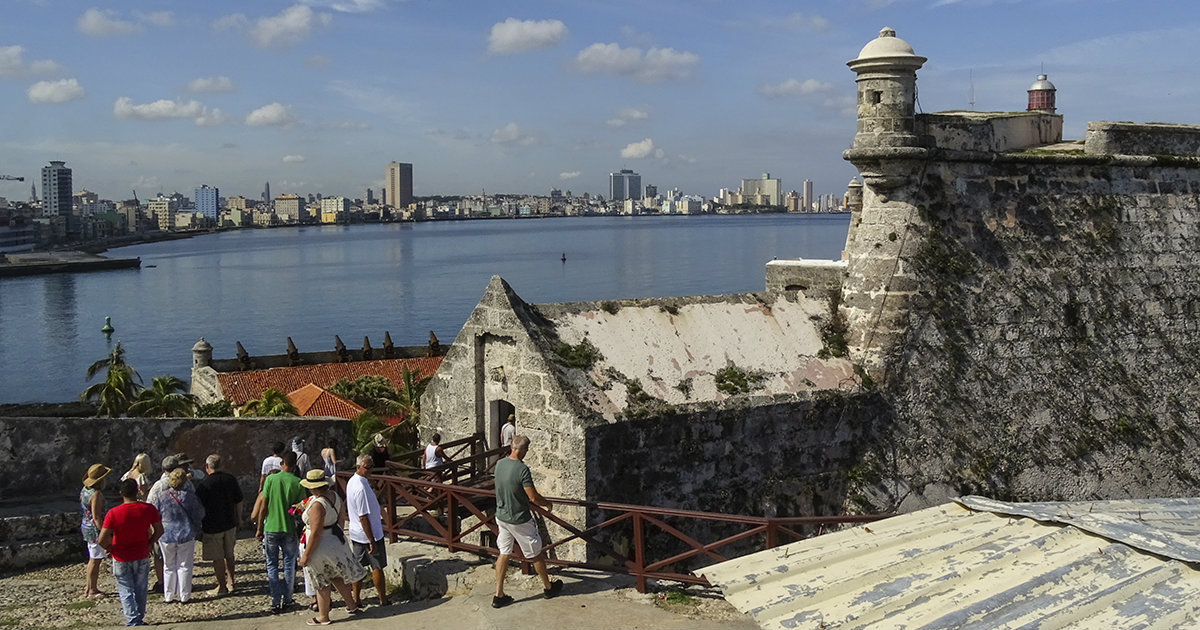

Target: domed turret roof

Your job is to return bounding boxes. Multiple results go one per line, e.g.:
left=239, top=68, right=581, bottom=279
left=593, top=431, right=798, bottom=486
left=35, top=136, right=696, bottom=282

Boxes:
left=847, top=27, right=926, bottom=73
left=192, top=338, right=212, bottom=352
left=855, top=27, right=918, bottom=60
left=1028, top=73, right=1056, bottom=91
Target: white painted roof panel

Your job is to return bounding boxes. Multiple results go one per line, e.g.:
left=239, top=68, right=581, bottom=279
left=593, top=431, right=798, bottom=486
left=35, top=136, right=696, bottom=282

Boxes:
left=702, top=497, right=1200, bottom=630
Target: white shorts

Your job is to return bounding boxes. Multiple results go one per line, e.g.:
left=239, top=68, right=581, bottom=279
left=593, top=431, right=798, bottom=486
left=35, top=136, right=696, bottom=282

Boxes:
left=86, top=541, right=108, bottom=560
left=497, top=518, right=542, bottom=558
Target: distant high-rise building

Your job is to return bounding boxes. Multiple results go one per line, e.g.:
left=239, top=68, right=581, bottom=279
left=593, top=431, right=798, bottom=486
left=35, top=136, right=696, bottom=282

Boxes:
left=609, top=169, right=641, bottom=202
left=385, top=162, right=413, bottom=209
left=148, top=194, right=177, bottom=231
left=30, top=182, right=37, bottom=203
left=365, top=188, right=375, bottom=204
left=785, top=190, right=803, bottom=212
left=802, top=179, right=813, bottom=212
left=644, top=184, right=658, bottom=200
left=40, top=161, right=72, bottom=218
left=262, top=182, right=271, bottom=205
left=194, top=184, right=219, bottom=220
left=740, top=173, right=782, bottom=206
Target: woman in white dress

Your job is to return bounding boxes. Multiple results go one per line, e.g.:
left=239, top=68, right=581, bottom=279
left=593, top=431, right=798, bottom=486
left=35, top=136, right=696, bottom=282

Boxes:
left=297, top=470, right=366, bottom=625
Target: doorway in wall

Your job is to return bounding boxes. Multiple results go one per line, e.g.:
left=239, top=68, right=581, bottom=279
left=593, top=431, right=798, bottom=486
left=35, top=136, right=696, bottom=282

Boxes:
left=488, top=399, right=515, bottom=451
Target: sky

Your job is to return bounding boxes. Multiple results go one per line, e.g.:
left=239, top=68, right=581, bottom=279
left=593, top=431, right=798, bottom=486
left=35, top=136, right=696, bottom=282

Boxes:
left=2, top=0, right=1199, bottom=203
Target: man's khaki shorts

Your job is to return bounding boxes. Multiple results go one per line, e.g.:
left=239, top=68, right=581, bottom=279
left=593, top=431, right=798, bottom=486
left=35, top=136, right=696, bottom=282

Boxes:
left=201, top=527, right=237, bottom=561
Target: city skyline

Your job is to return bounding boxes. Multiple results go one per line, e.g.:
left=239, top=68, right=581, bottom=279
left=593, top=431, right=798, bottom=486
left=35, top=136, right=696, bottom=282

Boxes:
left=2, top=1, right=1199, bottom=202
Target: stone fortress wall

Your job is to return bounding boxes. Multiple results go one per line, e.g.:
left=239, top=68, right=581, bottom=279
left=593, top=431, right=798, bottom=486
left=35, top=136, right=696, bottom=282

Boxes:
left=775, top=27, right=1200, bottom=510
left=0, top=416, right=352, bottom=504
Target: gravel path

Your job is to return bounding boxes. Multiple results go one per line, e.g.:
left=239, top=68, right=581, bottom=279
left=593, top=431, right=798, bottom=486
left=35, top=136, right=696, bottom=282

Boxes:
left=0, top=538, right=754, bottom=630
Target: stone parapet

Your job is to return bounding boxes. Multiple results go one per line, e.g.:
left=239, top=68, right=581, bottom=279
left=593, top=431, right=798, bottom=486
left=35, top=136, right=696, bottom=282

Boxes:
left=1085, top=121, right=1200, bottom=157
left=764, top=259, right=847, bottom=296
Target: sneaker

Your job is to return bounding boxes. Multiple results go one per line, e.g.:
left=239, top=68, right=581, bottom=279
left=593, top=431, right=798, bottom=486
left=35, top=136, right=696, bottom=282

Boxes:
left=543, top=579, right=564, bottom=599
left=270, top=605, right=284, bottom=615
left=491, top=594, right=513, bottom=609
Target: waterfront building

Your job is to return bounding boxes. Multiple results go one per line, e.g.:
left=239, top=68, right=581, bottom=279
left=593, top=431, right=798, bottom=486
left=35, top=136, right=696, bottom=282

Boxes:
left=785, top=190, right=802, bottom=212
left=274, top=194, right=304, bottom=223
left=40, top=161, right=71, bottom=219
left=609, top=169, right=641, bottom=202
left=319, top=196, right=350, bottom=224
left=148, top=195, right=177, bottom=231
left=740, top=173, right=783, bottom=206
left=226, top=195, right=251, bottom=211
left=802, top=179, right=813, bottom=212
left=644, top=184, right=658, bottom=200
left=195, top=185, right=219, bottom=220
left=386, top=161, right=413, bottom=209
left=73, top=190, right=99, bottom=215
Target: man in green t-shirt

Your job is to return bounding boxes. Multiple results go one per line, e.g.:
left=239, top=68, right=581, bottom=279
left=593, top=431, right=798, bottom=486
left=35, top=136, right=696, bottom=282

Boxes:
left=492, top=434, right=563, bottom=608
left=253, top=451, right=305, bottom=614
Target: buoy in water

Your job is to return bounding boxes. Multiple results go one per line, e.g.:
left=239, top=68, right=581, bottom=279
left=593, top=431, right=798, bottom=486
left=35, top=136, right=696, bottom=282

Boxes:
left=101, top=316, right=114, bottom=336
left=561, top=252, right=567, bottom=263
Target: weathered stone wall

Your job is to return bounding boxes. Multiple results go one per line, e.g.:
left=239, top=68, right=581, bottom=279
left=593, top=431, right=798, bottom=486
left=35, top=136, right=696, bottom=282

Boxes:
left=584, top=393, right=892, bottom=515
left=421, top=278, right=589, bottom=505
left=0, top=416, right=352, bottom=505
left=918, top=112, right=1062, bottom=153
left=764, top=259, right=846, bottom=296
left=1085, top=121, right=1200, bottom=157
left=839, top=146, right=1200, bottom=510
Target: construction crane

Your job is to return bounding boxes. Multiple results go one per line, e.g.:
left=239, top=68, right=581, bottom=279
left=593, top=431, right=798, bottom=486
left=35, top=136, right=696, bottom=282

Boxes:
left=0, top=175, right=24, bottom=182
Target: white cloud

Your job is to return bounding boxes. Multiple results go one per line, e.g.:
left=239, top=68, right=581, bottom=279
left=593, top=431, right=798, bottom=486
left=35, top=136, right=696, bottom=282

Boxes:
left=194, top=108, right=227, bottom=127
left=136, top=11, right=175, bottom=27
left=0, top=45, right=61, bottom=78
left=574, top=43, right=699, bottom=83
left=620, top=138, right=656, bottom=159
left=114, top=97, right=224, bottom=126
left=187, top=76, right=235, bottom=93
left=27, top=78, right=85, bottom=104
left=774, top=12, right=831, bottom=32
left=302, top=0, right=391, bottom=12
left=246, top=102, right=297, bottom=126
left=606, top=107, right=650, bottom=128
left=329, top=120, right=370, bottom=130
left=489, top=122, right=535, bottom=146
left=213, top=13, right=249, bottom=31
left=249, top=5, right=332, bottom=48
left=77, top=8, right=139, bottom=36
left=487, top=18, right=568, bottom=55
left=559, top=171, right=581, bottom=180
left=758, top=78, right=833, bottom=98
left=282, top=154, right=306, bottom=163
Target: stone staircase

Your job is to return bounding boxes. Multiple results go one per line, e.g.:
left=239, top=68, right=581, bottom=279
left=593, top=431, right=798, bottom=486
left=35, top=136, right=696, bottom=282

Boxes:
left=0, top=499, right=81, bottom=573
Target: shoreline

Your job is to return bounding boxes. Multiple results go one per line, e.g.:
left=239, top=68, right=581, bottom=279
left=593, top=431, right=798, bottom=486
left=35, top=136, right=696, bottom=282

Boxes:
left=0, top=250, right=140, bottom=278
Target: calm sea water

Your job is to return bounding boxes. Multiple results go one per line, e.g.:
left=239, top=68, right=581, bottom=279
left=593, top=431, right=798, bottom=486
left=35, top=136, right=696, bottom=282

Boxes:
left=0, top=214, right=850, bottom=403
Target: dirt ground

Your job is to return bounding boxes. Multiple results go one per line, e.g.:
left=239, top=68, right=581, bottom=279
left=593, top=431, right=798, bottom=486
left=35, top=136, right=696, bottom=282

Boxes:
left=0, top=538, right=756, bottom=630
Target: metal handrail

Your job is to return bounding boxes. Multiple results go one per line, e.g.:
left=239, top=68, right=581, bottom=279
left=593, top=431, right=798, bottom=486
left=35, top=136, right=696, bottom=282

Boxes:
left=336, top=459, right=891, bottom=592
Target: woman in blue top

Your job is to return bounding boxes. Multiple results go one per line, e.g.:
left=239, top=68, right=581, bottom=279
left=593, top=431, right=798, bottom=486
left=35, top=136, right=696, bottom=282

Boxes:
left=80, top=463, right=110, bottom=600
left=150, top=468, right=205, bottom=603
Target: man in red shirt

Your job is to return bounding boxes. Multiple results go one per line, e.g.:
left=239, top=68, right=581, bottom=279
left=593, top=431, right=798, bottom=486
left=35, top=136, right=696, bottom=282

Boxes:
left=99, top=478, right=163, bottom=626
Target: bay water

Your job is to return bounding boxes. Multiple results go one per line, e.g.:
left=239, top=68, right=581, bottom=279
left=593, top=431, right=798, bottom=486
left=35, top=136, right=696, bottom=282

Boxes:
left=0, top=214, right=850, bottom=403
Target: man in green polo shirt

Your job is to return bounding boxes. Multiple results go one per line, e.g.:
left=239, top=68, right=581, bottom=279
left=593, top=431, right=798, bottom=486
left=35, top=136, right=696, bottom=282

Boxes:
left=253, top=451, right=305, bottom=614
left=492, top=434, right=563, bottom=608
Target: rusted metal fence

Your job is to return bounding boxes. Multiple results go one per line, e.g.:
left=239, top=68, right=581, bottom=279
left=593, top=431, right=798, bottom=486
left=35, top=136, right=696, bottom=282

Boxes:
left=338, top=433, right=890, bottom=592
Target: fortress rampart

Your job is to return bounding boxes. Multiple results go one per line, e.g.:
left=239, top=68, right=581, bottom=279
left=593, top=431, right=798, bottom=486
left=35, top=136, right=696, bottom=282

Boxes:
left=770, top=28, right=1200, bottom=509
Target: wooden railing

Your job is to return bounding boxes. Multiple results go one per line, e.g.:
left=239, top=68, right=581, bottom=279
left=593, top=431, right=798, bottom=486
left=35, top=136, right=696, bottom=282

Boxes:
left=337, top=445, right=890, bottom=592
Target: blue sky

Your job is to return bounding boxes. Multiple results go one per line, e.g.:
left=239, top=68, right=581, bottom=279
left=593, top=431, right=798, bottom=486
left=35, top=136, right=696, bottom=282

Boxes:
left=2, top=0, right=1198, bottom=202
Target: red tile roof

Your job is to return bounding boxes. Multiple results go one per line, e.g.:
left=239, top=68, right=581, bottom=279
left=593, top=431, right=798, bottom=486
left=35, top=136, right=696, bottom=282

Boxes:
left=216, top=356, right=443, bottom=406
left=287, top=384, right=365, bottom=419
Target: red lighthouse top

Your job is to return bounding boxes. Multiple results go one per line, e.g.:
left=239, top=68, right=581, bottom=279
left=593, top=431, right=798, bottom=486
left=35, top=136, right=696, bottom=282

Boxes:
left=1027, top=73, right=1056, bottom=113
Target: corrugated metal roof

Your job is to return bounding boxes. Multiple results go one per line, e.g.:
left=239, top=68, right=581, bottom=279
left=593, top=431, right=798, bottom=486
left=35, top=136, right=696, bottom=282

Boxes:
left=701, top=496, right=1200, bottom=630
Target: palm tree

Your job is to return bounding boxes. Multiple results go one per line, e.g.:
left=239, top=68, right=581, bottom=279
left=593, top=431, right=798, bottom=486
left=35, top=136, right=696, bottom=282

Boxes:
left=80, top=342, right=142, bottom=417
left=127, top=375, right=196, bottom=417
left=241, top=387, right=298, bottom=417
left=329, top=375, right=404, bottom=417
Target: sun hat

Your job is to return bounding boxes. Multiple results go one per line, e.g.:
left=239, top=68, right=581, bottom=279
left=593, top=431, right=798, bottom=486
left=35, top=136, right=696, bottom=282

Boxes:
left=83, top=463, right=111, bottom=488
left=299, top=469, right=330, bottom=489
left=162, top=454, right=180, bottom=471
left=173, top=453, right=193, bottom=466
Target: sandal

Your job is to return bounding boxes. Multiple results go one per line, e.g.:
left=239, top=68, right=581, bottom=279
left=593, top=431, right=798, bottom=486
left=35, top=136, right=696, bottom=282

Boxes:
left=306, top=618, right=331, bottom=626
left=310, top=603, right=319, bottom=612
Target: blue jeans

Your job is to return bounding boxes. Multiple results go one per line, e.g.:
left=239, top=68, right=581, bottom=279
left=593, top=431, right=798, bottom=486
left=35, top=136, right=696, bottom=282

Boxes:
left=262, top=532, right=298, bottom=607
left=112, top=557, right=149, bottom=626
